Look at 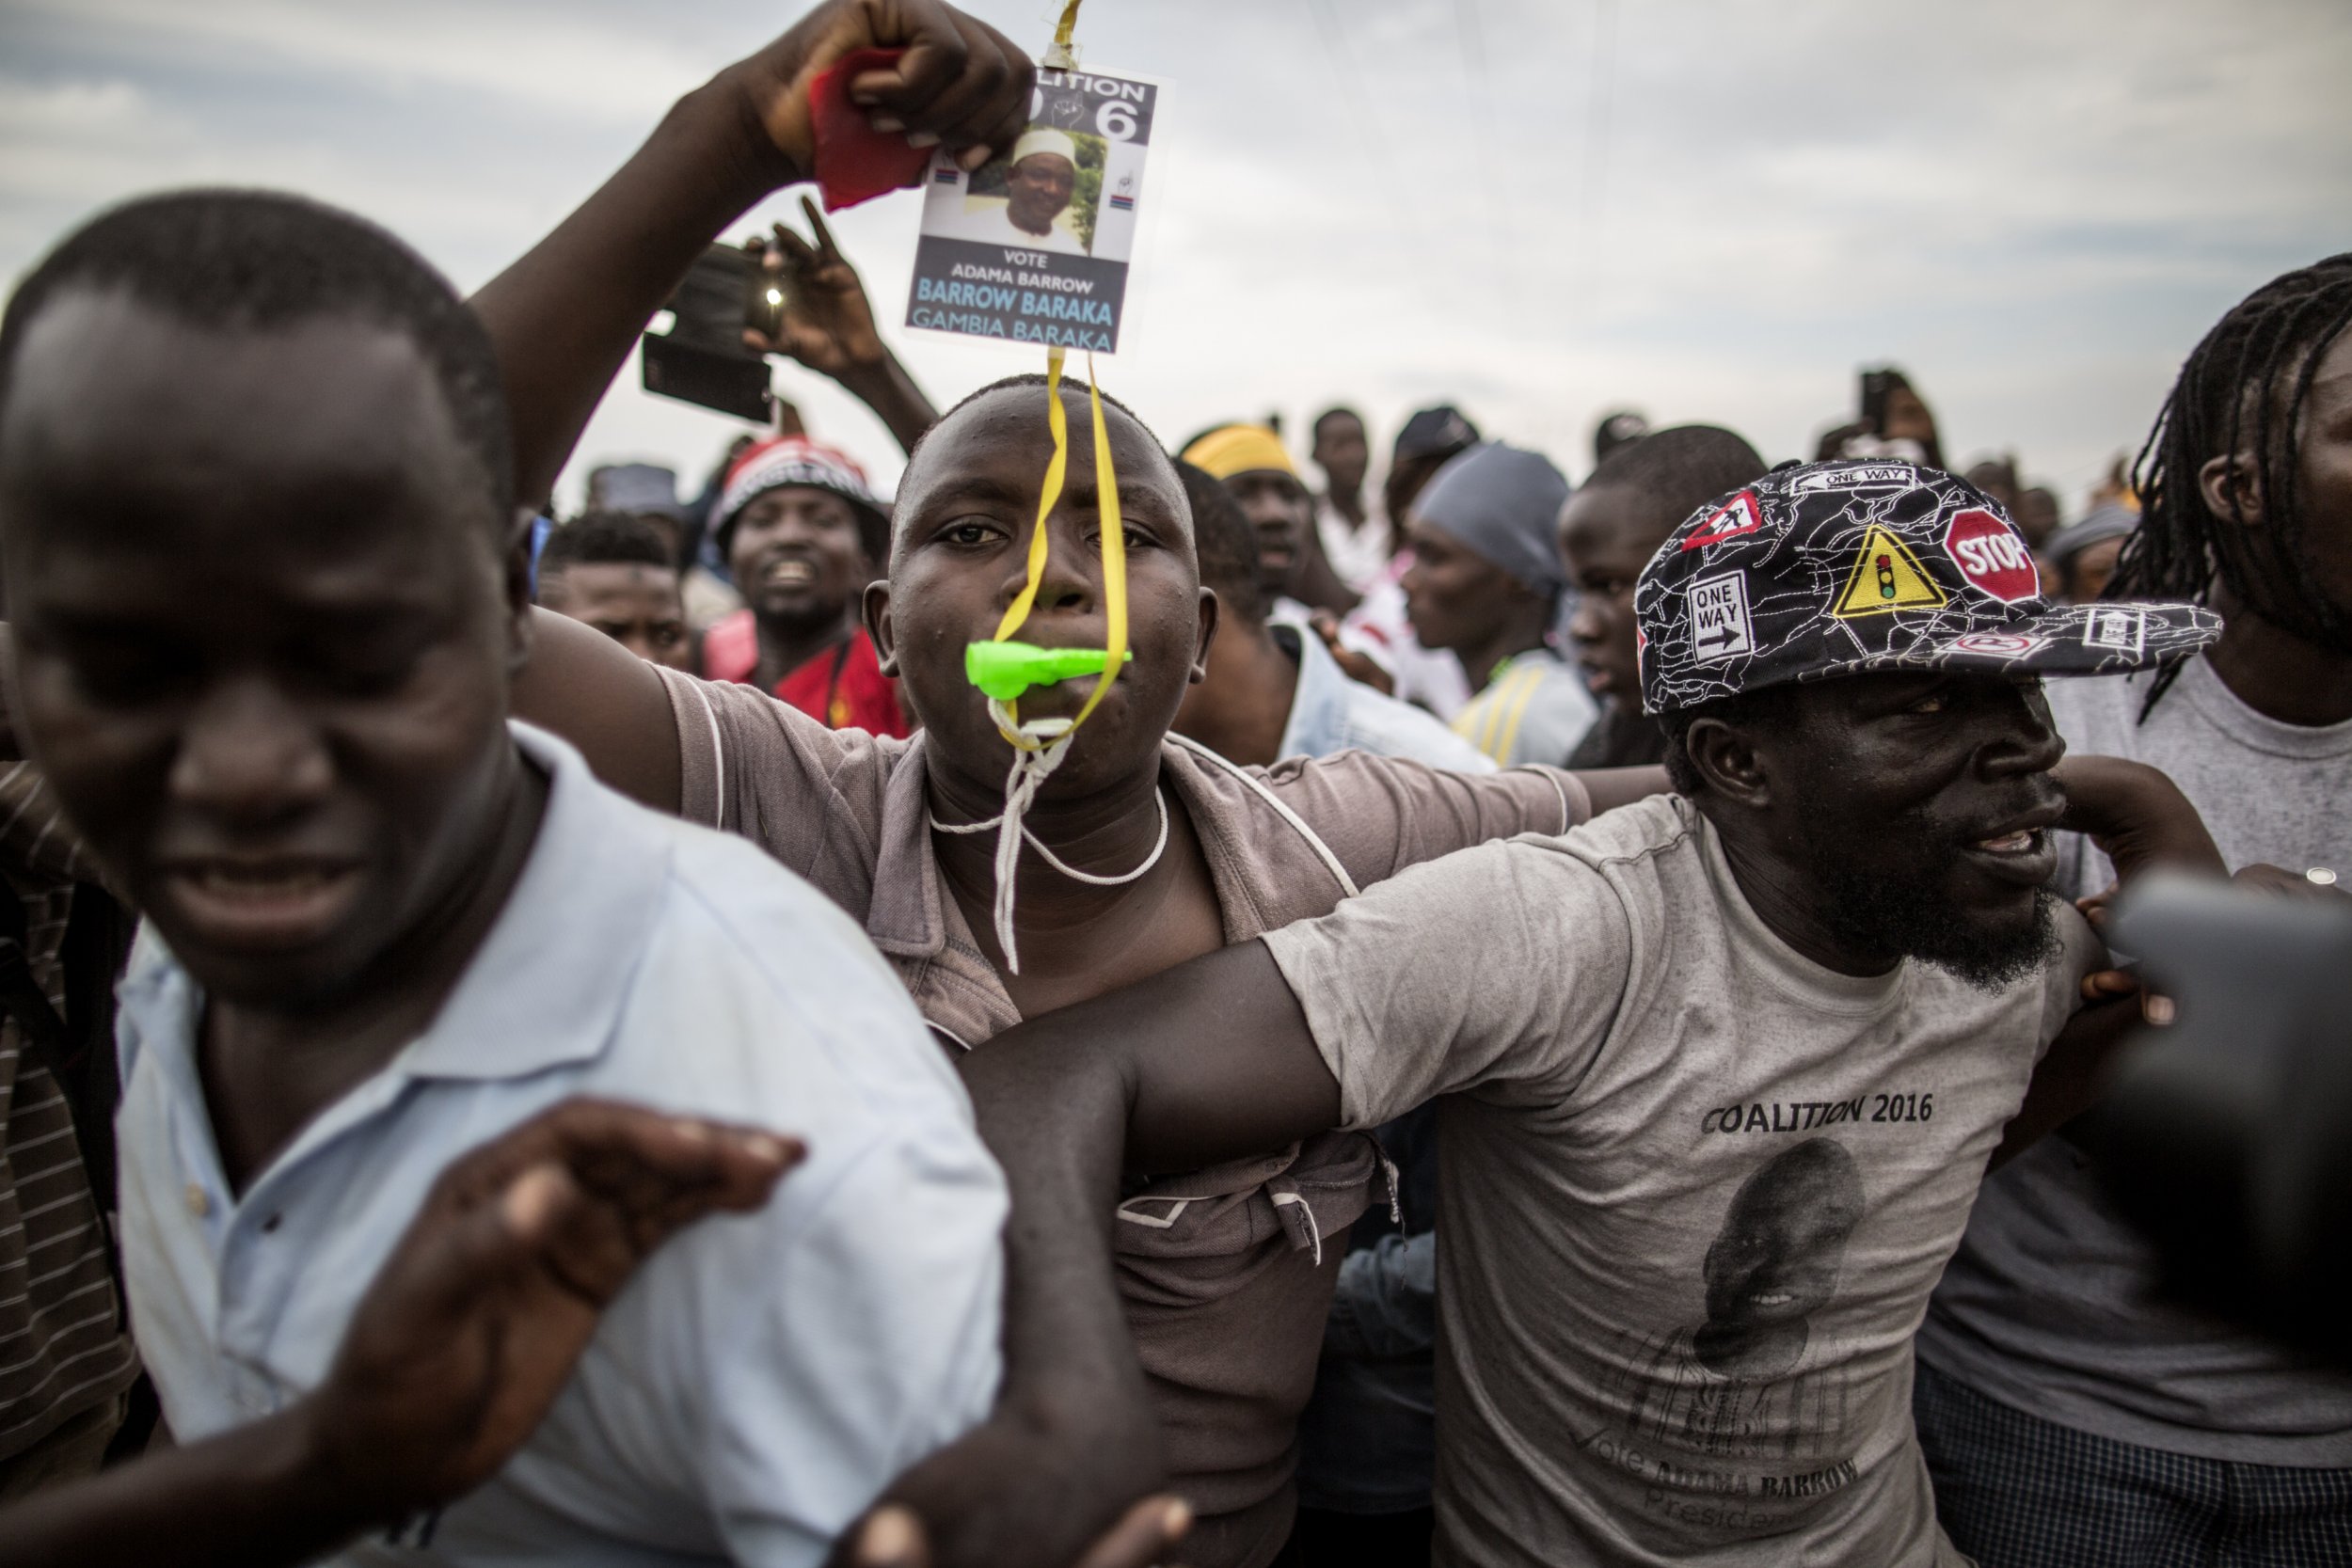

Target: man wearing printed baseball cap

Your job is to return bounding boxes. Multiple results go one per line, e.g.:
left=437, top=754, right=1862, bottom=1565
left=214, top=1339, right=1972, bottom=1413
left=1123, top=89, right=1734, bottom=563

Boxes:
left=950, top=458, right=2236, bottom=1567
left=701, top=435, right=909, bottom=736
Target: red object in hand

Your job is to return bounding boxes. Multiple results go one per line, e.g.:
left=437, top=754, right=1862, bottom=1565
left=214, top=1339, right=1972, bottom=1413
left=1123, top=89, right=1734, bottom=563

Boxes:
left=810, top=48, right=934, bottom=213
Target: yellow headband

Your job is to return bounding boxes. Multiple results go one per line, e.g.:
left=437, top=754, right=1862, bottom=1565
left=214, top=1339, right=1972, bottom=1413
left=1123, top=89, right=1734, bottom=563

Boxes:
left=1182, top=424, right=1297, bottom=483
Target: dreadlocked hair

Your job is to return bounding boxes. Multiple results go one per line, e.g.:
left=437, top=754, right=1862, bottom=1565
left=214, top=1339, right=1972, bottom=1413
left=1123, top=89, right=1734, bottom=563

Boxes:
left=2112, top=253, right=2352, bottom=719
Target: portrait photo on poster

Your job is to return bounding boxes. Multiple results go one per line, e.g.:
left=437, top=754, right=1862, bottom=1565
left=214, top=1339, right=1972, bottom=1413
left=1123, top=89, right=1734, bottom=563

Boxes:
left=906, top=66, right=1158, bottom=355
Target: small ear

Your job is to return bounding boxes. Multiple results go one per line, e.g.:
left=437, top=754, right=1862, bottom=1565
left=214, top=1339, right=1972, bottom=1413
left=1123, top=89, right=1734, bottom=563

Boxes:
left=1190, top=585, right=1221, bottom=685
left=1685, top=715, right=1773, bottom=809
left=862, top=579, right=897, bottom=676
left=2198, top=451, right=2265, bottom=531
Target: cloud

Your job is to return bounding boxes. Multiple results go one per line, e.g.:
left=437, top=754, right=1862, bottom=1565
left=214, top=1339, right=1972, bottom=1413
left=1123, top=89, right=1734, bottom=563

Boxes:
left=2, top=0, right=2345, bottom=511
left=3, top=0, right=707, bottom=124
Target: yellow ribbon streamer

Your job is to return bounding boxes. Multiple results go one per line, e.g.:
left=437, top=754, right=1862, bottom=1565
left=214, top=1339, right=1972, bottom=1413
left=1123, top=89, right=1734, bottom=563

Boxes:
left=990, top=348, right=1128, bottom=745
left=1072, top=361, right=1126, bottom=728
left=1051, top=0, right=1085, bottom=60
left=991, top=347, right=1070, bottom=656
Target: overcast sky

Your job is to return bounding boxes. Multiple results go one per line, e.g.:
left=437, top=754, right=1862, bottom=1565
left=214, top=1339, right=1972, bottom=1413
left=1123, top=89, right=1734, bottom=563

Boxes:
left=5, top=0, right=2348, bottom=516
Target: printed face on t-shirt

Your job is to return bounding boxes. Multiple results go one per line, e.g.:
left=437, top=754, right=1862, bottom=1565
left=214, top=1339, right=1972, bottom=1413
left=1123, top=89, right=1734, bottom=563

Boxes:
left=1698, top=1138, right=1865, bottom=1380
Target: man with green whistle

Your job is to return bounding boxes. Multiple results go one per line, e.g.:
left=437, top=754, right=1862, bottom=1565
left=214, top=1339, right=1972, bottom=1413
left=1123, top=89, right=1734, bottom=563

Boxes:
left=502, top=370, right=1661, bottom=1567
left=466, top=23, right=1664, bottom=1560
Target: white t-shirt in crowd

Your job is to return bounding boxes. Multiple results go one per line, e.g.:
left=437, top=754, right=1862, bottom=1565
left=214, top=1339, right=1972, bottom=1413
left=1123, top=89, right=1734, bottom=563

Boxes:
left=1263, top=794, right=2099, bottom=1567
left=1316, top=495, right=1393, bottom=596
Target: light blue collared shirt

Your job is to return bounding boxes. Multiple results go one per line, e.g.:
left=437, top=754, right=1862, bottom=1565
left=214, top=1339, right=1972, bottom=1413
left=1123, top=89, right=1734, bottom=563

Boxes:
left=1271, top=619, right=1497, bottom=773
left=116, top=722, right=1007, bottom=1566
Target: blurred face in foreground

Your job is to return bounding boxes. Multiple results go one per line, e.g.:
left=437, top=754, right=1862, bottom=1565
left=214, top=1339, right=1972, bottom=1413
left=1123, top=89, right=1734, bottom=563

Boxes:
left=871, top=384, right=1213, bottom=804
left=1, top=293, right=528, bottom=1007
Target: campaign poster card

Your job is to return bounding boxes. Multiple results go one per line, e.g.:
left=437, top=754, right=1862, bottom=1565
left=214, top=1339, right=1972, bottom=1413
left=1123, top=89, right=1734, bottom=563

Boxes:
left=906, top=67, right=1158, bottom=355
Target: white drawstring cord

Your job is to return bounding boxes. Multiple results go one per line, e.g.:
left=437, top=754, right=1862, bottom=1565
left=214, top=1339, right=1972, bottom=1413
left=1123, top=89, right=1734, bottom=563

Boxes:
left=929, top=696, right=1169, bottom=974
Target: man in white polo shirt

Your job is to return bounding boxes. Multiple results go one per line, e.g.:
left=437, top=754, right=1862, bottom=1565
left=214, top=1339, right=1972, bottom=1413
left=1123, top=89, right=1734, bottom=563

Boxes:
left=0, top=30, right=1033, bottom=1555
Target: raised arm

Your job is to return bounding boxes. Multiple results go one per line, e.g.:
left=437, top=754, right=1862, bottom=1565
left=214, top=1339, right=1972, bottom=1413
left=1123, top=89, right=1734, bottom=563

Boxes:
left=471, top=0, right=1029, bottom=805
left=841, top=940, right=1339, bottom=1568
left=751, top=196, right=941, bottom=454
left=470, top=0, right=1029, bottom=509
left=0, top=1103, right=797, bottom=1568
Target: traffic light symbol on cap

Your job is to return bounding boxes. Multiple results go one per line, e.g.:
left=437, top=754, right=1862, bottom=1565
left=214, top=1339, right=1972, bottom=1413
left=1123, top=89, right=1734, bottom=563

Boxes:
left=1833, top=526, right=1948, bottom=619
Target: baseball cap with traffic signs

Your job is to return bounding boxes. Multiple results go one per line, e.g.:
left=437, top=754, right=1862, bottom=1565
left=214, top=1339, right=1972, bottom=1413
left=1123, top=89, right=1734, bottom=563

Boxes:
left=1632, top=460, right=2219, bottom=715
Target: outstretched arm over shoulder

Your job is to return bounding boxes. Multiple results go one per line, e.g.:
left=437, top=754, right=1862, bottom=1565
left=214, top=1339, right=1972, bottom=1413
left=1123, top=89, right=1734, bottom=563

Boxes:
left=842, top=941, right=1337, bottom=1568
left=474, top=1, right=1032, bottom=807
left=471, top=0, right=1030, bottom=511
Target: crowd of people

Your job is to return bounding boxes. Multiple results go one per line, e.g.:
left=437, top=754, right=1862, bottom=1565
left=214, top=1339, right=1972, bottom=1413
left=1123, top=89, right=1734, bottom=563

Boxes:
left=0, top=4, right=2346, bottom=1567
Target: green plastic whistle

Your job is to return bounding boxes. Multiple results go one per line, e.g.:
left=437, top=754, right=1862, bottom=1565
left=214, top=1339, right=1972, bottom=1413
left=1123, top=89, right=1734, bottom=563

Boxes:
left=965, top=640, right=1134, bottom=702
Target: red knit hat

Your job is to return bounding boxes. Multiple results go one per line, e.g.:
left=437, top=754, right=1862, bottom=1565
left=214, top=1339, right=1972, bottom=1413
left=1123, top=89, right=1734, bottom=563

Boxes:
left=710, top=436, right=887, bottom=554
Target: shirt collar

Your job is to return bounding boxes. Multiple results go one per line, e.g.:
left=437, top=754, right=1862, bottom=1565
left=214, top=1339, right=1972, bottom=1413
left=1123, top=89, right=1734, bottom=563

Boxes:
left=119, top=721, right=674, bottom=1088
left=403, top=721, right=673, bottom=1079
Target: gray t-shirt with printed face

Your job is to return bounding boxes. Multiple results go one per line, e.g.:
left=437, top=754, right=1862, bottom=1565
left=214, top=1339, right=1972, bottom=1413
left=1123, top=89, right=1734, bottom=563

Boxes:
left=1263, top=795, right=2098, bottom=1568
left=1920, top=655, right=2352, bottom=1464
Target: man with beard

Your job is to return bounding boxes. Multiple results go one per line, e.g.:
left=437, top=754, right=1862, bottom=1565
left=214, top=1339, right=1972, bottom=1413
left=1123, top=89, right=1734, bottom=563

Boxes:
left=950, top=460, right=2232, bottom=1567
left=698, top=436, right=908, bottom=736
